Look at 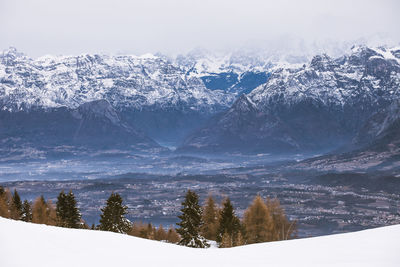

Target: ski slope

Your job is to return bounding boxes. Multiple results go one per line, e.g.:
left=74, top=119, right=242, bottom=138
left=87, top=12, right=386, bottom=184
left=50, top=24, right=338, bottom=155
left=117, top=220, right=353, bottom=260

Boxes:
left=0, top=217, right=399, bottom=267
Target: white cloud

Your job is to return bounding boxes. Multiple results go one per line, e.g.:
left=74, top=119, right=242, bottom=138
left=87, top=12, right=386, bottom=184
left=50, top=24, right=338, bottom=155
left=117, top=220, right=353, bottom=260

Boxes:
left=1, top=0, right=399, bottom=57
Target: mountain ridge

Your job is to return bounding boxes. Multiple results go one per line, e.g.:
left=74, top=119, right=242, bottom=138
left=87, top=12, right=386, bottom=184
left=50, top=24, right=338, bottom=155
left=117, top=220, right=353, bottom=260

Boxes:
left=180, top=46, right=400, bottom=154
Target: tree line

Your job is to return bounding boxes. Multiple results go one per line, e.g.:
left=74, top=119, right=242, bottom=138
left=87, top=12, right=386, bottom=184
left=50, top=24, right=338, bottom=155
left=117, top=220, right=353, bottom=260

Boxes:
left=0, top=186, right=296, bottom=248
left=0, top=186, right=82, bottom=228
left=0, top=187, right=180, bottom=244
left=176, top=190, right=297, bottom=248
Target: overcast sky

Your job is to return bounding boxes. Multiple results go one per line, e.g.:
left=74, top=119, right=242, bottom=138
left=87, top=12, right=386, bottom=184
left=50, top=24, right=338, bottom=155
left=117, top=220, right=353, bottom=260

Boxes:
left=1, top=0, right=399, bottom=57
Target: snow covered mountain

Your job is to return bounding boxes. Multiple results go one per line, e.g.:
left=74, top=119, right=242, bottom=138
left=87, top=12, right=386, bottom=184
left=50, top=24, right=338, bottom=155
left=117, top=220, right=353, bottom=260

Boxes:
left=0, top=47, right=238, bottom=143
left=0, top=47, right=235, bottom=112
left=175, top=48, right=285, bottom=94
left=2, top=45, right=400, bottom=155
left=180, top=46, right=400, bottom=153
left=1, top=217, right=399, bottom=267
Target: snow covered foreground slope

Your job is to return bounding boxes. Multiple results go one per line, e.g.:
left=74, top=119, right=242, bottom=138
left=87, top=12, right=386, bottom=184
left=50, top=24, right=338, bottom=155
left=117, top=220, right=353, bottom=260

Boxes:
left=0, top=218, right=399, bottom=267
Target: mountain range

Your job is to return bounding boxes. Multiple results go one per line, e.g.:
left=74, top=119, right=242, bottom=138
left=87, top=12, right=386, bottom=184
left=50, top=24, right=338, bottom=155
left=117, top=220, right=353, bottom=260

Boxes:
left=180, top=46, right=400, bottom=155
left=0, top=47, right=273, bottom=144
left=1, top=45, right=400, bottom=164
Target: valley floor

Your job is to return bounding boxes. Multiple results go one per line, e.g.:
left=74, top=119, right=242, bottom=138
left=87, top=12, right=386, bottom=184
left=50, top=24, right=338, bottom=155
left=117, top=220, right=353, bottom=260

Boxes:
left=0, top=217, right=399, bottom=267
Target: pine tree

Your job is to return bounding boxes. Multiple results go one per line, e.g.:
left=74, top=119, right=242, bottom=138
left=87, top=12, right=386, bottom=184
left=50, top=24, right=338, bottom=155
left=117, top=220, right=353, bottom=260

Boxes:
left=99, top=192, right=131, bottom=234
left=65, top=191, right=82, bottom=228
left=21, top=200, right=32, bottom=222
left=176, top=190, right=209, bottom=248
left=56, top=190, right=82, bottom=228
left=56, top=190, right=67, bottom=226
left=216, top=198, right=241, bottom=247
left=243, top=195, right=274, bottom=244
left=10, top=189, right=23, bottom=220
left=201, top=195, right=219, bottom=240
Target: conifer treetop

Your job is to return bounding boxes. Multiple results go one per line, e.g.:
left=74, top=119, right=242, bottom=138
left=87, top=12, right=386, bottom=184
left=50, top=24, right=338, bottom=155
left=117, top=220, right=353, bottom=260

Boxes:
left=176, top=190, right=209, bottom=248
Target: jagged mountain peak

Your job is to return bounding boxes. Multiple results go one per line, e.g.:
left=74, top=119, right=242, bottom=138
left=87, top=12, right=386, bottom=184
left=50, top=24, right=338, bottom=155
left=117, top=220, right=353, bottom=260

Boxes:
left=1, top=47, right=24, bottom=56
left=249, top=45, right=400, bottom=108
left=310, top=54, right=335, bottom=71
left=1, top=47, right=29, bottom=65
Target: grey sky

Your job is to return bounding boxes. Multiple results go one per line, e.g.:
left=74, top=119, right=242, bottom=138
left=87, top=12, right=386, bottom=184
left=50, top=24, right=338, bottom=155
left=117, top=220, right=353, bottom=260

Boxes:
left=1, top=0, right=399, bottom=57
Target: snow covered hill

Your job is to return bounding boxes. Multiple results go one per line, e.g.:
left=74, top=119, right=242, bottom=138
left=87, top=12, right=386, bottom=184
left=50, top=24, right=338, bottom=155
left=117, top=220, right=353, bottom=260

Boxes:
left=0, top=217, right=399, bottom=267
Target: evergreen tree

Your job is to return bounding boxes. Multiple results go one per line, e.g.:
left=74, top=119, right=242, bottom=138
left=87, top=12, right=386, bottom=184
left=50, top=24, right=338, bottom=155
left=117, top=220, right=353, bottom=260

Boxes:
left=56, top=190, right=67, bottom=226
left=243, top=195, right=274, bottom=244
left=56, top=190, right=81, bottom=228
left=11, top=189, right=23, bottom=220
left=99, top=192, right=131, bottom=234
left=201, top=195, right=219, bottom=240
left=216, top=198, right=241, bottom=247
left=66, top=191, right=81, bottom=228
left=21, top=200, right=32, bottom=222
left=176, top=190, right=209, bottom=248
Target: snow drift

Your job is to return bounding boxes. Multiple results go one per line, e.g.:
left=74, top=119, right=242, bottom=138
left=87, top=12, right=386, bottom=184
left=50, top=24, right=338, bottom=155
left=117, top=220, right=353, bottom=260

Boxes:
left=0, top=217, right=399, bottom=267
